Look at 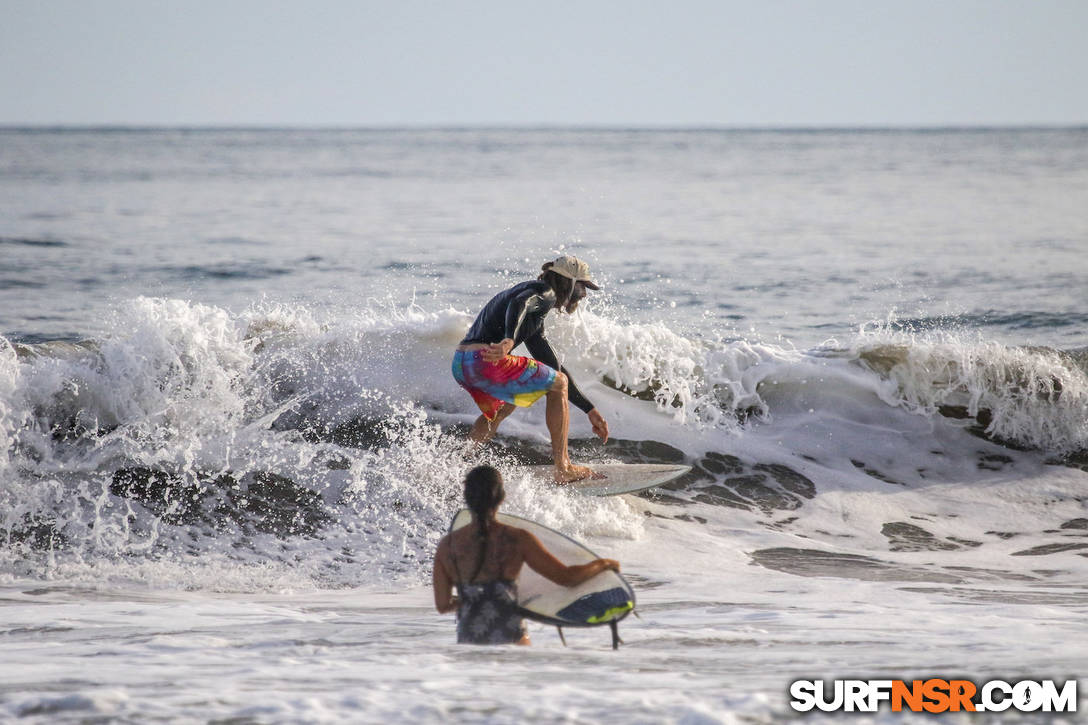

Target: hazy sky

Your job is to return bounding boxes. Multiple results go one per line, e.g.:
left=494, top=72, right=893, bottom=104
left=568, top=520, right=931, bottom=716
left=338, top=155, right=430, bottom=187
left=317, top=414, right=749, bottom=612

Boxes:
left=2, top=0, right=1086, bottom=127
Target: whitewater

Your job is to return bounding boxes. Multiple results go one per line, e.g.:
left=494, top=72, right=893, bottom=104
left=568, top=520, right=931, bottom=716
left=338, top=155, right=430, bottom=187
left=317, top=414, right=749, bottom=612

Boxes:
left=1, top=127, right=1087, bottom=723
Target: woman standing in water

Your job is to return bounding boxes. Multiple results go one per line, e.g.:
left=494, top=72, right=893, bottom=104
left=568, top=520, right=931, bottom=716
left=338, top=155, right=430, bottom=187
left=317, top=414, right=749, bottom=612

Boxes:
left=433, top=465, right=620, bottom=645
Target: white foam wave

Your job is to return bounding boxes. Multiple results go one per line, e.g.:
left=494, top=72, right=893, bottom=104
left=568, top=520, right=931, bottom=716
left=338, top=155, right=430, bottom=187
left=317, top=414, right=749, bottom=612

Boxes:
left=0, top=297, right=647, bottom=587
left=3, top=296, right=1087, bottom=592
left=854, top=326, right=1088, bottom=453
left=0, top=336, right=23, bottom=481
left=550, top=310, right=775, bottom=428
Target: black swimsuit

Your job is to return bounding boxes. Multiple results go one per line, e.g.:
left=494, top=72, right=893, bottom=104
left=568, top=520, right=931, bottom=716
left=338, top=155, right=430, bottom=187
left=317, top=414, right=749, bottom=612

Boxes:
left=451, top=528, right=528, bottom=645
left=456, top=579, right=528, bottom=645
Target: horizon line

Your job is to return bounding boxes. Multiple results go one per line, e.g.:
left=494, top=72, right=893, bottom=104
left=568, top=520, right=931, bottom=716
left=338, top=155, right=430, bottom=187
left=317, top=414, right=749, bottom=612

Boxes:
left=2, top=122, right=1087, bottom=133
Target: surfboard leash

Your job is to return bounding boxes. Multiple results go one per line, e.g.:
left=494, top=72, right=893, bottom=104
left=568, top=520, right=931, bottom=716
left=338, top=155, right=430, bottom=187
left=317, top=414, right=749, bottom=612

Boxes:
left=555, top=623, right=624, bottom=649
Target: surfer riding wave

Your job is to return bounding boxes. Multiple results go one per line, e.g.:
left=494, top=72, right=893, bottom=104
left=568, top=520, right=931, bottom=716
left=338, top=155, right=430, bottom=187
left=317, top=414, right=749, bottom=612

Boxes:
left=452, top=255, right=610, bottom=483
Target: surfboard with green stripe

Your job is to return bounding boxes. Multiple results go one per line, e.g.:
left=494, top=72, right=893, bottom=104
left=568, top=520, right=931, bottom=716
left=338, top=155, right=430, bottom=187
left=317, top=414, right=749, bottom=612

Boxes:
left=448, top=510, right=635, bottom=636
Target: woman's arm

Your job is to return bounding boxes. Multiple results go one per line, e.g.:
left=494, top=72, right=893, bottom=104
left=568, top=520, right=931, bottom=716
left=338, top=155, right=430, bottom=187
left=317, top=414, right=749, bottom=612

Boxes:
left=518, top=529, right=619, bottom=587
left=432, top=537, right=460, bottom=613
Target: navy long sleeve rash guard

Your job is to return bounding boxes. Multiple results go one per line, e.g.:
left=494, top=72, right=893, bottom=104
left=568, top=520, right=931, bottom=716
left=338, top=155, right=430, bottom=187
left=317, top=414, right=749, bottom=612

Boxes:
left=460, top=280, right=594, bottom=414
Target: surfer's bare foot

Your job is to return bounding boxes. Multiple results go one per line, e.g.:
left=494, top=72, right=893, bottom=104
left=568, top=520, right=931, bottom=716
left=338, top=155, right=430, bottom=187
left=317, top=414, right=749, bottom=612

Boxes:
left=554, top=463, right=605, bottom=483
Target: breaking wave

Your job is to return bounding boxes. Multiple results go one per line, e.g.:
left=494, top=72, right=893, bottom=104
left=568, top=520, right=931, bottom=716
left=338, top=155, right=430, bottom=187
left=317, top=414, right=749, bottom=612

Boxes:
left=2, top=297, right=1086, bottom=591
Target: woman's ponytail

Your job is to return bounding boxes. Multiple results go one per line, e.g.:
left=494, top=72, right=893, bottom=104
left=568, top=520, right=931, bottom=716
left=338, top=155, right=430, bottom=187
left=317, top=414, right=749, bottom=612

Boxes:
left=463, top=465, right=506, bottom=582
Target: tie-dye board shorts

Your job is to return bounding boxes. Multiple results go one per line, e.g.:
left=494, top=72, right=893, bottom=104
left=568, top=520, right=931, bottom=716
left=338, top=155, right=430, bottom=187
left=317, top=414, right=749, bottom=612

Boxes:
left=452, top=349, right=557, bottom=420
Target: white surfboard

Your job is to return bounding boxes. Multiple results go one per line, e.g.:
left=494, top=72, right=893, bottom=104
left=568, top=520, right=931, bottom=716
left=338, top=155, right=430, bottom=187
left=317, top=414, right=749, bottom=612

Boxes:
left=513, top=462, right=691, bottom=496
left=448, top=509, right=634, bottom=630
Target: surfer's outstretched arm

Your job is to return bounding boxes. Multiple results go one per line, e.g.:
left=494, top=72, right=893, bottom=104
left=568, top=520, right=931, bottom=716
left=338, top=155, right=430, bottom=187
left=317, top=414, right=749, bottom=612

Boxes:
left=518, top=529, right=619, bottom=587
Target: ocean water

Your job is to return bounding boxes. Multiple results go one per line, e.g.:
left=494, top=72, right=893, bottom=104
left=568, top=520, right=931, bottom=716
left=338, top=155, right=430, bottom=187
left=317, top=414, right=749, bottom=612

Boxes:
left=1, top=127, right=1087, bottom=723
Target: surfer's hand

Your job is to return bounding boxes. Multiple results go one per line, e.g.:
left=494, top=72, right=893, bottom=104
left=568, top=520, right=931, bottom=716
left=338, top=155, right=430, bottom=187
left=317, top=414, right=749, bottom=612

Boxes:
left=588, top=409, right=609, bottom=443
left=483, top=338, right=514, bottom=362
left=598, top=559, right=620, bottom=573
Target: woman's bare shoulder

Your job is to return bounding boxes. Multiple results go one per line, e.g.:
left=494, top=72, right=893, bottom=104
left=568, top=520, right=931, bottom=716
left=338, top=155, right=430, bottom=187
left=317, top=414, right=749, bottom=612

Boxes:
left=500, top=524, right=540, bottom=549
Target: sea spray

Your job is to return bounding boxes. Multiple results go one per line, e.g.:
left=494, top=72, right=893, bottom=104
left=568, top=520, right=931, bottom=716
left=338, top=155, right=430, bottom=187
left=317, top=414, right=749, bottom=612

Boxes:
left=548, top=309, right=773, bottom=428
left=3, top=295, right=1087, bottom=592
left=855, top=325, right=1088, bottom=454
left=0, top=296, right=643, bottom=587
left=0, top=336, right=23, bottom=481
